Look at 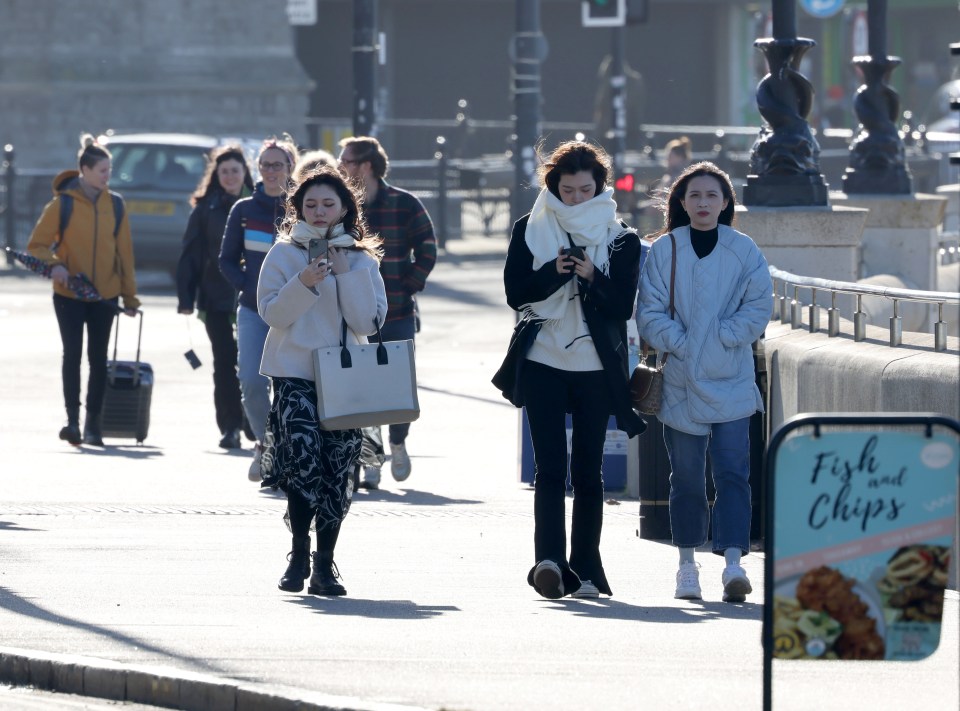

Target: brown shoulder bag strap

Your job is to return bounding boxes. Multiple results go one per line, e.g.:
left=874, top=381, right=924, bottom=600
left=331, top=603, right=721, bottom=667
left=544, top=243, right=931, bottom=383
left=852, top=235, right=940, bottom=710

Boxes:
left=640, top=232, right=677, bottom=366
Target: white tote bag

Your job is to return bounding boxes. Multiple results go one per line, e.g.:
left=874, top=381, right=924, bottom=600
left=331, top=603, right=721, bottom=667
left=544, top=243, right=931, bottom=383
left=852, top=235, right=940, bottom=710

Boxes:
left=313, top=319, right=420, bottom=431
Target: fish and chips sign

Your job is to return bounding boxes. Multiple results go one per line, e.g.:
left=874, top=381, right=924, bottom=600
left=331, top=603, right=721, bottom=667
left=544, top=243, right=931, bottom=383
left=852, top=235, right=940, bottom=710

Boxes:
left=764, top=414, right=958, bottom=705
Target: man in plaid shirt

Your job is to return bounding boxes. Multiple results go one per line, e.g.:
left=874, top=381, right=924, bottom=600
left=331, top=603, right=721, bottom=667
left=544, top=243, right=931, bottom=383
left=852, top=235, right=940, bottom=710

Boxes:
left=338, top=137, right=437, bottom=488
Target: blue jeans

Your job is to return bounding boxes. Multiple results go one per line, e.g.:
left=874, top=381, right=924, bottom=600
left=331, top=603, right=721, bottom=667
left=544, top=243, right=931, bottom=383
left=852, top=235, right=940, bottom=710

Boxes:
left=236, top=304, right=271, bottom=442
left=662, top=417, right=752, bottom=555
left=378, top=316, right=416, bottom=445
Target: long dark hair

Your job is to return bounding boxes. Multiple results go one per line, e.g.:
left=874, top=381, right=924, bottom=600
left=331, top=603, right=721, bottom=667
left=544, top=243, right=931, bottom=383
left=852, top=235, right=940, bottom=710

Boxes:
left=282, top=166, right=383, bottom=260
left=649, top=161, right=737, bottom=239
left=190, top=145, right=254, bottom=207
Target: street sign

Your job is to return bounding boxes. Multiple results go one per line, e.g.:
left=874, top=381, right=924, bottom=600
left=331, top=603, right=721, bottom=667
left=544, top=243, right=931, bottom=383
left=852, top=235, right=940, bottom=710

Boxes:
left=800, top=0, right=845, bottom=19
left=286, top=0, right=317, bottom=26
left=582, top=0, right=625, bottom=28
left=763, top=414, right=960, bottom=710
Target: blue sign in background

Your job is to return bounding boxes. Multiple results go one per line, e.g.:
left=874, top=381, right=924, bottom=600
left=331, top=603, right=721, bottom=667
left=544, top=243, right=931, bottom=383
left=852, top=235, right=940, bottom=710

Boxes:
left=800, top=0, right=845, bottom=19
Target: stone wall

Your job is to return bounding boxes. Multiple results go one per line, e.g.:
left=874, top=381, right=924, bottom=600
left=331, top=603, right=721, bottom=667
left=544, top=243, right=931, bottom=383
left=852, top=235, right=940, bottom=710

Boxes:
left=0, top=0, right=312, bottom=169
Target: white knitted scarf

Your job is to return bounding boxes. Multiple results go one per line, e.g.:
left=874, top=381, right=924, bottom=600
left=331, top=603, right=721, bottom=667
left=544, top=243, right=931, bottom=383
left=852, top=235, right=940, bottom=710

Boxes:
left=287, top=221, right=358, bottom=249
left=521, top=186, right=622, bottom=322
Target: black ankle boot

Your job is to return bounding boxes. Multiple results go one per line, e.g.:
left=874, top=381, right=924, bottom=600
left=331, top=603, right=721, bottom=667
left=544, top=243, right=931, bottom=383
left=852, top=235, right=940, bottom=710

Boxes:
left=278, top=536, right=311, bottom=592
left=82, top=410, right=104, bottom=446
left=307, top=552, right=346, bottom=596
left=59, top=407, right=81, bottom=446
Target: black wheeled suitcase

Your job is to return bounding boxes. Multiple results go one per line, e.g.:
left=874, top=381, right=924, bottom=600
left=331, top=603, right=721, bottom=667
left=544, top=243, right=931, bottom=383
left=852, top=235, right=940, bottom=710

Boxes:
left=101, top=310, right=153, bottom=444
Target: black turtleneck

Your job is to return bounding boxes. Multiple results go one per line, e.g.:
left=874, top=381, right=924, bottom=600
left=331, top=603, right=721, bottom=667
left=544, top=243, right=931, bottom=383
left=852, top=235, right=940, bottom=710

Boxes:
left=690, top=225, right=719, bottom=259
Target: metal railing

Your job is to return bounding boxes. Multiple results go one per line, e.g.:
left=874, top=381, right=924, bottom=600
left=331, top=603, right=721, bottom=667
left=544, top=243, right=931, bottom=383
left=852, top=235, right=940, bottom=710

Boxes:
left=769, top=266, right=959, bottom=352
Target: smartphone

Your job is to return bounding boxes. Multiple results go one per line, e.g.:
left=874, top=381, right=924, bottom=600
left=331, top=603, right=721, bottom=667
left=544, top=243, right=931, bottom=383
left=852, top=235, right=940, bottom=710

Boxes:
left=561, top=245, right=585, bottom=272
left=308, top=238, right=328, bottom=262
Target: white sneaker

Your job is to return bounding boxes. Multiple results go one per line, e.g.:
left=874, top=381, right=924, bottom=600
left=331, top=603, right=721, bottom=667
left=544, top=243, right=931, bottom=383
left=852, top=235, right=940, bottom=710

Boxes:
left=533, top=560, right=564, bottom=599
left=675, top=562, right=702, bottom=600
left=571, top=580, right=600, bottom=599
left=360, top=465, right=381, bottom=490
left=390, top=441, right=411, bottom=481
left=721, top=564, right=752, bottom=602
left=247, top=443, right=262, bottom=482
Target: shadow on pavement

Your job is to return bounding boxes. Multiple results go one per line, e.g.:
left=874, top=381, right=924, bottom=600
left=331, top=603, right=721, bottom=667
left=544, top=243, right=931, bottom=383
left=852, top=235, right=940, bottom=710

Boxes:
left=423, top=280, right=503, bottom=308
left=418, top=383, right=515, bottom=408
left=287, top=595, right=459, bottom=620
left=72, top=445, right=164, bottom=460
left=544, top=598, right=762, bottom=622
left=0, top=586, right=228, bottom=675
left=0, top=520, right=41, bottom=532
left=351, top=488, right=482, bottom=507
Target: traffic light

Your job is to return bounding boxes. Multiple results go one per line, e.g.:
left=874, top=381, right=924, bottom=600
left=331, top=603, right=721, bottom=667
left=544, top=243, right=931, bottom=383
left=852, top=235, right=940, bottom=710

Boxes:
left=582, top=0, right=625, bottom=28
left=614, top=172, right=636, bottom=214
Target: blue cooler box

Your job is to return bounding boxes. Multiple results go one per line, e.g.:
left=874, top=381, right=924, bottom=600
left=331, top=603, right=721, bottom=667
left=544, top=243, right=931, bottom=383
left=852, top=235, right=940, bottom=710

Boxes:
left=519, top=411, right=630, bottom=491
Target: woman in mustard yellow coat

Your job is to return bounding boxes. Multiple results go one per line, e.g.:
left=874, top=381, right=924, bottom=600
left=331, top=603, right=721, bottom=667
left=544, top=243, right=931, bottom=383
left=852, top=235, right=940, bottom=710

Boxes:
left=27, top=134, right=140, bottom=446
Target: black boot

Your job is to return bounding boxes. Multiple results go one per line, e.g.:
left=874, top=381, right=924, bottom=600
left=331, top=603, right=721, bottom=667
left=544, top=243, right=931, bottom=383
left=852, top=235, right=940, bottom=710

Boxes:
left=82, top=410, right=104, bottom=446
left=59, top=407, right=81, bottom=446
left=278, top=535, right=311, bottom=592
left=308, top=525, right=346, bottom=596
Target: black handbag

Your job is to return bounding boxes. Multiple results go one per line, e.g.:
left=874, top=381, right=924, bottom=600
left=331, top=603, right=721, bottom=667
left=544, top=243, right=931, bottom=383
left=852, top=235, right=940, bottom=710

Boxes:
left=491, top=316, right=542, bottom=408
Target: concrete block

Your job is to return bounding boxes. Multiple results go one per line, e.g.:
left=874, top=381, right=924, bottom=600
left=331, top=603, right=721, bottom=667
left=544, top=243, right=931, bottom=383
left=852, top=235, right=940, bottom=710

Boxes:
left=83, top=663, right=126, bottom=701
left=51, top=661, right=84, bottom=695
left=27, top=657, right=53, bottom=690
left=736, top=204, right=868, bottom=282
left=0, top=650, right=30, bottom=685
left=125, top=668, right=179, bottom=708
left=236, top=683, right=299, bottom=711
left=178, top=676, right=236, bottom=711
left=832, top=193, right=948, bottom=229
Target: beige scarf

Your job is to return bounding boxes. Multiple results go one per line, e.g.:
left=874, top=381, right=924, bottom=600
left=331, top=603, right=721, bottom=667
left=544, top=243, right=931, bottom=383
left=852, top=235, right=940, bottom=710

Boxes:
left=287, top=221, right=358, bottom=249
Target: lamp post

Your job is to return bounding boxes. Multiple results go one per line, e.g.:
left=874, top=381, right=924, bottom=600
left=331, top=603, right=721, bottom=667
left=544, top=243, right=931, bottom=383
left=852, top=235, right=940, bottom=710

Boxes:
left=511, top=0, right=545, bottom=226
left=352, top=0, right=378, bottom=137
left=841, top=0, right=912, bottom=194
left=742, top=0, right=828, bottom=207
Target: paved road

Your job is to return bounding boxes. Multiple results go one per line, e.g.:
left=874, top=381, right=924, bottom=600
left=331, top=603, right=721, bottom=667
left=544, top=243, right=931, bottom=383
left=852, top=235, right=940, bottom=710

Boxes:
left=0, top=238, right=957, bottom=711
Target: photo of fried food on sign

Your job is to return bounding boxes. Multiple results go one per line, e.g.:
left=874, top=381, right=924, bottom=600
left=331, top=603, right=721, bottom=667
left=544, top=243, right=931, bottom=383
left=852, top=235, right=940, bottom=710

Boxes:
left=769, top=428, right=958, bottom=662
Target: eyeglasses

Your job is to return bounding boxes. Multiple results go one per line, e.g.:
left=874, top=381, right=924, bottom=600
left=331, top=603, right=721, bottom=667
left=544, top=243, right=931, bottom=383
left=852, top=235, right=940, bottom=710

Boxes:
left=258, top=161, right=288, bottom=172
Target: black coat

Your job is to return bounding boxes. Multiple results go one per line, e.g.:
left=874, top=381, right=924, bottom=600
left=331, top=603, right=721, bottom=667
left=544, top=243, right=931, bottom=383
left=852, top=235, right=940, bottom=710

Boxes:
left=176, top=190, right=240, bottom=313
left=501, top=214, right=646, bottom=438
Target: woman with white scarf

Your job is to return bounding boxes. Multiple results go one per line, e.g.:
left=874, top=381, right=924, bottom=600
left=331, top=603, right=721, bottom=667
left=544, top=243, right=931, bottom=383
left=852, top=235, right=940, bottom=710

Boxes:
left=256, top=167, right=386, bottom=597
left=503, top=141, right=646, bottom=600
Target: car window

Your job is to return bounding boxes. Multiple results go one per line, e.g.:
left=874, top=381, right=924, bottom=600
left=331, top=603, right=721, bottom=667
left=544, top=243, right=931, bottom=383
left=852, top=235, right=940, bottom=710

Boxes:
left=110, top=144, right=210, bottom=192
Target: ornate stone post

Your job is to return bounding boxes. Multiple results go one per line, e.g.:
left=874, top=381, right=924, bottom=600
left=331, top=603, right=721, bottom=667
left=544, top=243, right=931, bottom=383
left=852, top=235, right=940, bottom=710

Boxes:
left=742, top=0, right=828, bottom=207
left=841, top=0, right=912, bottom=194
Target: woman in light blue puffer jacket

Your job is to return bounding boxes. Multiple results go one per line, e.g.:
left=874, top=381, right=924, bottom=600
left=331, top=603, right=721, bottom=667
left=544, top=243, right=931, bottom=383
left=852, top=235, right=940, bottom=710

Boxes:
left=637, top=161, right=772, bottom=604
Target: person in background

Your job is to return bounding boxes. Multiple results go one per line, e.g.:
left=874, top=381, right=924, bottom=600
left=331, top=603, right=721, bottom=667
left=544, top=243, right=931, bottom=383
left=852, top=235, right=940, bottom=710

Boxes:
left=503, top=140, right=645, bottom=600
left=27, top=133, right=140, bottom=447
left=258, top=167, right=386, bottom=596
left=636, top=161, right=771, bottom=603
left=177, top=145, right=255, bottom=450
left=219, top=136, right=299, bottom=480
left=292, top=148, right=337, bottom=185
left=337, top=136, right=437, bottom=489
left=659, top=136, right=693, bottom=190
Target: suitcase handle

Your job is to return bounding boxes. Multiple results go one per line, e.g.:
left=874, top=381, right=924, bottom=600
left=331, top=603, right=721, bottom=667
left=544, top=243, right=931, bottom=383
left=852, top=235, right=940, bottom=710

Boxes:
left=110, top=309, right=144, bottom=386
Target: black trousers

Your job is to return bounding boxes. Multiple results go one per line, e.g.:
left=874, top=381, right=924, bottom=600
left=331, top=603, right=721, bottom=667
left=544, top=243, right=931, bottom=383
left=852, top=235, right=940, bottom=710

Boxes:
left=203, top=310, right=243, bottom=434
left=520, top=360, right=612, bottom=588
left=53, top=293, right=118, bottom=416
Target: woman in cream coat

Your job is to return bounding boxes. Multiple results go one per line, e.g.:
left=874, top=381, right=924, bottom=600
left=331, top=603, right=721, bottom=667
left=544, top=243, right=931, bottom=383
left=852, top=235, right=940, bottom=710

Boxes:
left=257, top=167, right=386, bottom=597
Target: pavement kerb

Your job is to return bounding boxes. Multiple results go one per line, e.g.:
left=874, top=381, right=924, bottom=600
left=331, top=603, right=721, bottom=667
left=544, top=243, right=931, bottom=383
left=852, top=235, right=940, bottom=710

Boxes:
left=0, top=646, right=430, bottom=711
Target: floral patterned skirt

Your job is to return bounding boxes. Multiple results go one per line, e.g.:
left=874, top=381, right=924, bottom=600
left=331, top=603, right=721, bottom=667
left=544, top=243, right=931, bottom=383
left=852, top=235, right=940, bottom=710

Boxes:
left=260, top=377, right=361, bottom=531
